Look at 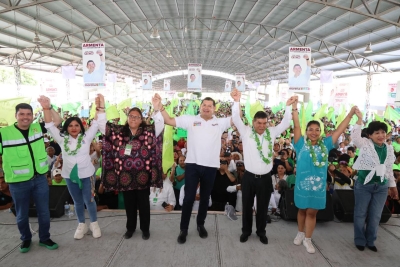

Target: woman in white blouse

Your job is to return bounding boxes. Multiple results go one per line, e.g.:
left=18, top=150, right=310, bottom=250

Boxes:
left=38, top=95, right=106, bottom=240
left=351, top=108, right=398, bottom=252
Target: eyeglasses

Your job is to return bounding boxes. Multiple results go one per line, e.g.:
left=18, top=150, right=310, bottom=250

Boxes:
left=128, top=115, right=141, bottom=120
left=236, top=164, right=244, bottom=167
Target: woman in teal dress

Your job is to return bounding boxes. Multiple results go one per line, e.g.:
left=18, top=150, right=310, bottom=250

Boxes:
left=291, top=103, right=357, bottom=254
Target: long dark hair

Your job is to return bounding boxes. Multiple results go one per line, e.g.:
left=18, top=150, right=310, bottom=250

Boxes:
left=122, top=107, right=147, bottom=137
left=61, top=117, right=85, bottom=136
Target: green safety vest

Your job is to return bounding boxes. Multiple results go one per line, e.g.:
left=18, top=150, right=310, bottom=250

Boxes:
left=0, top=123, right=48, bottom=183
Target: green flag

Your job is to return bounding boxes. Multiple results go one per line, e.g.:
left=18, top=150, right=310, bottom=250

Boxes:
left=336, top=105, right=346, bottom=127
left=305, top=101, right=313, bottom=122
left=384, top=105, right=400, bottom=122
left=62, top=102, right=81, bottom=114
left=117, top=98, right=132, bottom=111
left=0, top=97, right=31, bottom=126
left=162, top=104, right=175, bottom=173
left=89, top=103, right=97, bottom=119
left=245, top=95, right=252, bottom=125
left=313, top=104, right=328, bottom=120
left=119, top=110, right=127, bottom=125
left=106, top=105, right=120, bottom=120
left=299, top=103, right=306, bottom=135
left=250, top=101, right=264, bottom=120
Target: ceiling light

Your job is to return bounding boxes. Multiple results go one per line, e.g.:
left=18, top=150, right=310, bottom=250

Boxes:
left=311, top=58, right=316, bottom=65
left=150, top=28, right=160, bottom=39
left=364, top=43, right=372, bottom=54
left=166, top=50, right=172, bottom=58
left=173, top=60, right=178, bottom=66
left=32, top=32, right=41, bottom=45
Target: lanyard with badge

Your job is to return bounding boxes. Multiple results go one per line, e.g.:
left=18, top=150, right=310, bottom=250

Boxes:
left=152, top=188, right=160, bottom=206
left=124, top=133, right=135, bottom=156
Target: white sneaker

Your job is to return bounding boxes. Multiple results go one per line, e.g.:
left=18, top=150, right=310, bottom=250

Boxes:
left=293, top=232, right=305, bottom=245
left=90, top=221, right=101, bottom=238
left=303, top=238, right=315, bottom=254
left=74, top=223, right=88, bottom=239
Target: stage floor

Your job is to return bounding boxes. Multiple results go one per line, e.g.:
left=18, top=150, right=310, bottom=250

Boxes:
left=0, top=210, right=399, bottom=267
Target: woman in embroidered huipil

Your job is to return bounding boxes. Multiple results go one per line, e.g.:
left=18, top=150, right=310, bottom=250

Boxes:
left=351, top=109, right=398, bottom=252
left=39, top=94, right=106, bottom=240
left=101, top=96, right=164, bottom=240
left=291, top=103, right=356, bottom=254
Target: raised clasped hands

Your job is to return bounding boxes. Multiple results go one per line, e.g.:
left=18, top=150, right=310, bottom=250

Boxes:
left=37, top=95, right=51, bottom=109
left=152, top=93, right=162, bottom=110
left=230, top=88, right=241, bottom=102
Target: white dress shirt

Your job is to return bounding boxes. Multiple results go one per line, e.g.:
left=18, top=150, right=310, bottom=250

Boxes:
left=232, top=102, right=292, bottom=175
left=45, top=113, right=106, bottom=179
left=149, top=179, right=176, bottom=210
left=288, top=66, right=311, bottom=87
left=175, top=115, right=231, bottom=168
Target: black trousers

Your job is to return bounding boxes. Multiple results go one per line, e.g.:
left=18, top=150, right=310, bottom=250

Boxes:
left=123, top=188, right=150, bottom=233
left=241, top=171, right=273, bottom=236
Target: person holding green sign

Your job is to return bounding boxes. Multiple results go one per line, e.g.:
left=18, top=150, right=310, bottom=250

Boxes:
left=39, top=94, right=106, bottom=240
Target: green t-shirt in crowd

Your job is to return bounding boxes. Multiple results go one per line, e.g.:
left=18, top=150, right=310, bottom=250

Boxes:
left=286, top=174, right=296, bottom=189
left=52, top=178, right=67, bottom=186
left=174, top=165, right=185, bottom=190
left=393, top=142, right=400, bottom=153
left=357, top=143, right=387, bottom=185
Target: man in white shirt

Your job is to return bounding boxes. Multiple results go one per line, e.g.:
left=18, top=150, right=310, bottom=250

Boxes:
left=149, top=177, right=176, bottom=211
left=230, top=89, right=297, bottom=244
left=153, top=93, right=232, bottom=244
left=288, top=54, right=311, bottom=88
left=83, top=50, right=105, bottom=83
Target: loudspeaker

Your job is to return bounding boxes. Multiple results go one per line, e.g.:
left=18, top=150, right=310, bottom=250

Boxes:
left=333, top=189, right=391, bottom=223
left=279, top=190, right=334, bottom=221
left=11, top=186, right=70, bottom=218
left=280, top=189, right=297, bottom=220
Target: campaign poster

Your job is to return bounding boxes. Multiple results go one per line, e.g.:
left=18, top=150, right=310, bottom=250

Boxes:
left=164, top=79, right=171, bottom=91
left=187, top=63, right=202, bottom=90
left=388, top=83, right=397, bottom=105
left=288, top=47, right=311, bottom=92
left=142, top=71, right=152, bottom=90
left=224, top=80, right=232, bottom=92
left=235, top=73, right=245, bottom=92
left=82, top=43, right=106, bottom=87
left=333, top=83, right=349, bottom=109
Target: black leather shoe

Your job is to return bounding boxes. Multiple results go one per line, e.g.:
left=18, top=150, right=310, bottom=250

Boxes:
left=259, top=235, right=268, bottom=245
left=356, top=245, right=365, bottom=251
left=368, top=246, right=378, bottom=252
left=124, top=231, right=134, bottom=239
left=197, top=225, right=208, bottom=238
left=177, top=230, right=188, bottom=244
left=142, top=231, right=150, bottom=240
left=240, top=234, right=249, bottom=243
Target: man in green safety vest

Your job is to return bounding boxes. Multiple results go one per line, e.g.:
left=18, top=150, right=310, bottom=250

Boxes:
left=0, top=103, right=61, bottom=253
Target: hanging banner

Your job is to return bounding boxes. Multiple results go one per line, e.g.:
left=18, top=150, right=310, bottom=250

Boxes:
left=235, top=73, right=245, bottom=92
left=164, top=79, right=171, bottom=91
left=142, top=71, right=152, bottom=90
left=187, top=63, right=202, bottom=90
left=61, top=66, right=76, bottom=79
left=333, top=83, right=349, bottom=109
left=41, top=77, right=58, bottom=99
left=288, top=47, right=311, bottom=92
left=224, top=80, right=232, bottom=92
left=388, top=83, right=397, bottom=105
left=82, top=43, right=106, bottom=88
left=165, top=91, right=175, bottom=98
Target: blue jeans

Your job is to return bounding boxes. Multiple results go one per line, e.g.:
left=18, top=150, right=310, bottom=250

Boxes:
left=180, top=163, right=217, bottom=230
left=354, top=180, right=388, bottom=247
left=8, top=174, right=51, bottom=242
left=66, top=177, right=97, bottom=223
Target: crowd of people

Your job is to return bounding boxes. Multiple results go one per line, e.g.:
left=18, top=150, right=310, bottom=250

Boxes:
left=0, top=90, right=399, bottom=255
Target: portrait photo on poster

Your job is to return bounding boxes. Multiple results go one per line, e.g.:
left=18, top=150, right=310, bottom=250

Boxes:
left=235, top=73, right=245, bottom=91
left=288, top=47, right=311, bottom=92
left=225, top=80, right=232, bottom=92
left=82, top=43, right=106, bottom=87
left=142, top=71, right=152, bottom=90
left=164, top=79, right=171, bottom=91
left=187, top=63, right=202, bottom=89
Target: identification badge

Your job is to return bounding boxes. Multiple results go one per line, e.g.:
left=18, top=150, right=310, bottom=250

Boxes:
left=376, top=164, right=385, bottom=176
left=125, top=144, right=132, bottom=155
left=152, top=197, right=158, bottom=204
